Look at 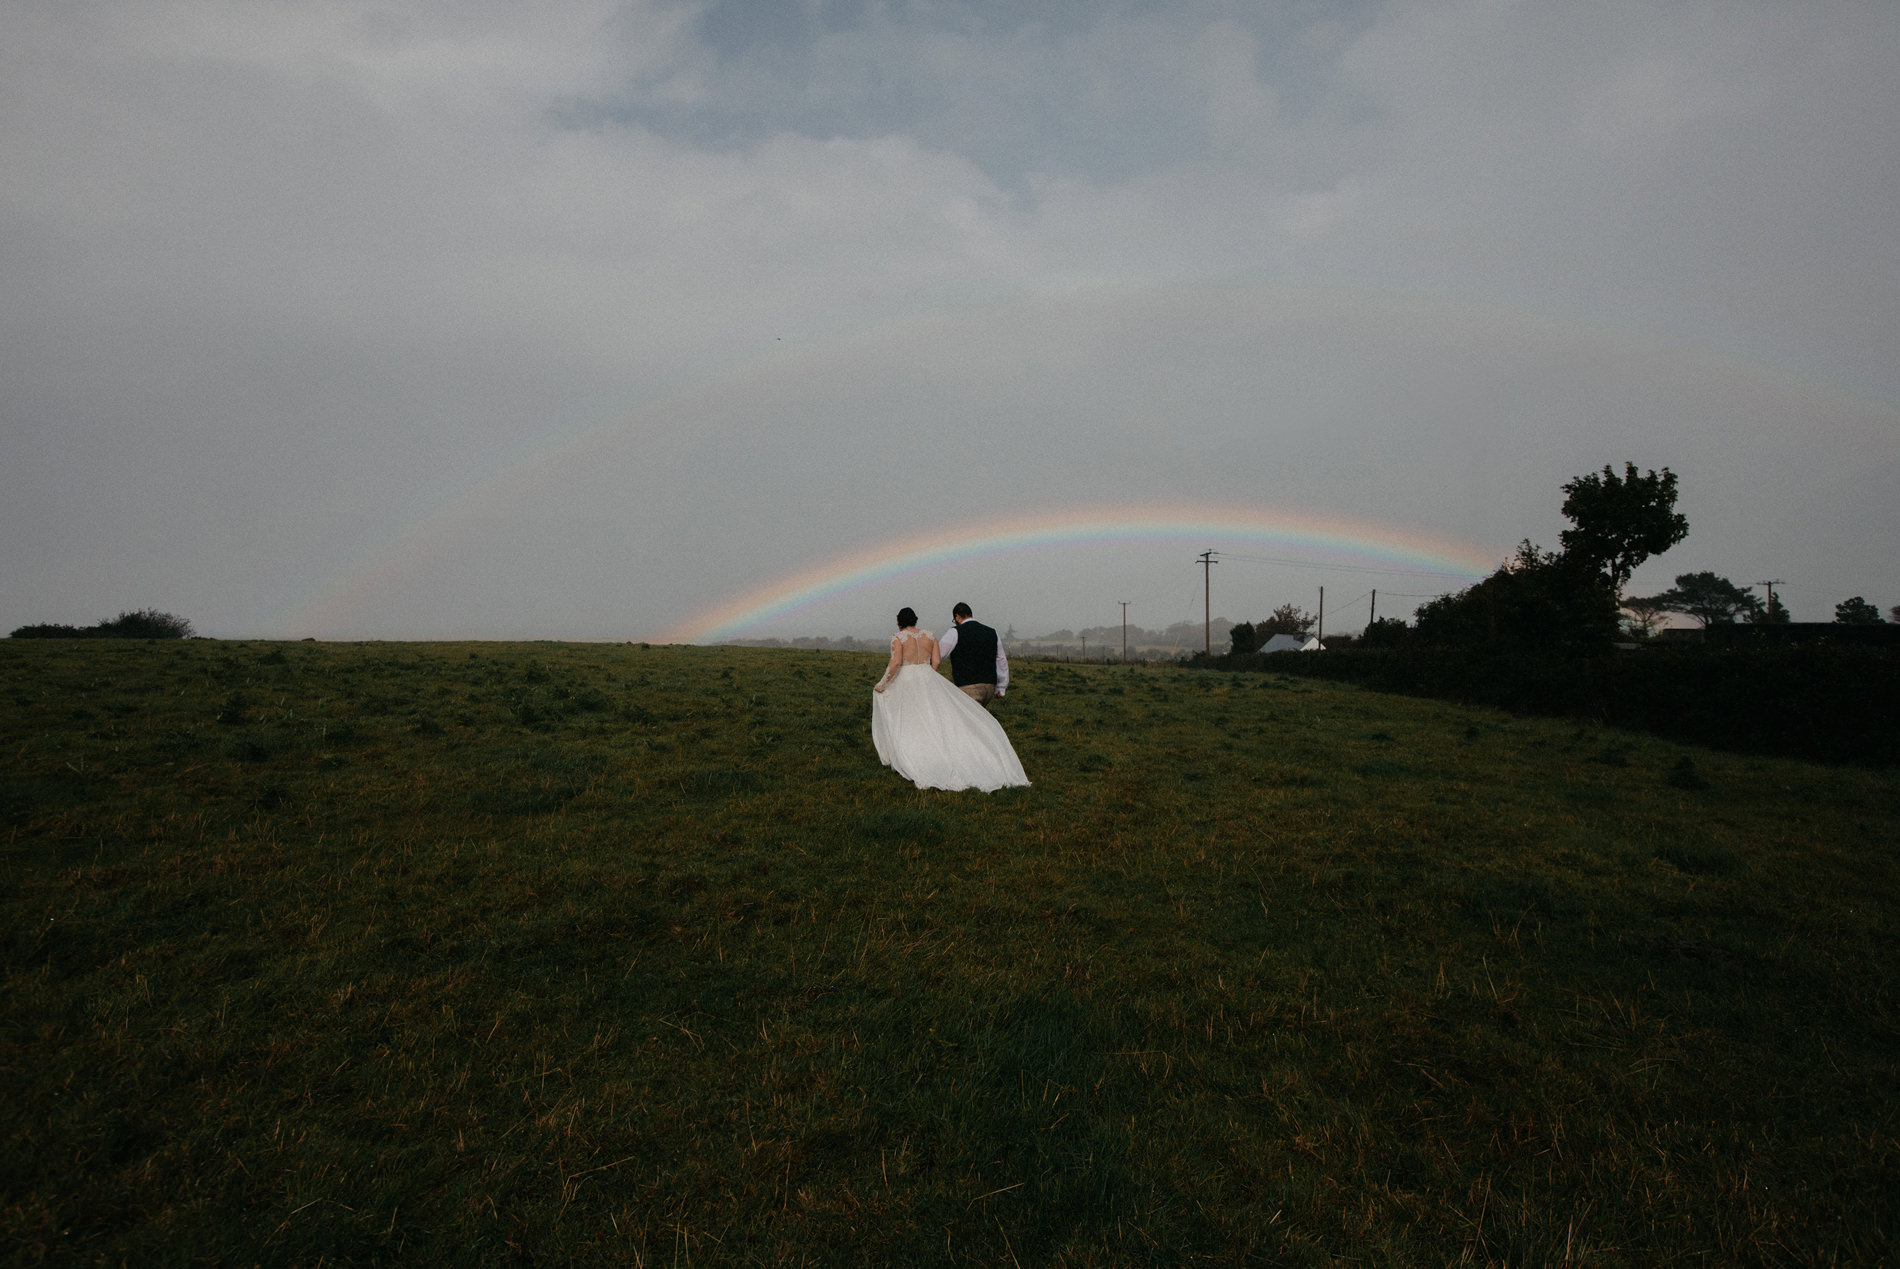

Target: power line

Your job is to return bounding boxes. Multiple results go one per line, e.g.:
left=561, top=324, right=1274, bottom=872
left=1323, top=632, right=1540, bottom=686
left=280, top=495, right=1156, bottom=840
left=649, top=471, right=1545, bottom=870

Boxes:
left=1215, top=551, right=1480, bottom=579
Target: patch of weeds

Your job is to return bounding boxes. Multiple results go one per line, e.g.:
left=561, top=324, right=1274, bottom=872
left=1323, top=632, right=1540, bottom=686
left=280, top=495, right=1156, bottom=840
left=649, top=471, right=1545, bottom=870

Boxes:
left=1356, top=759, right=1410, bottom=779
left=1564, top=783, right=1618, bottom=809
left=1590, top=743, right=1632, bottom=767
left=216, top=692, right=248, bottom=725
left=0, top=783, right=42, bottom=826
left=854, top=808, right=948, bottom=844
left=1655, top=843, right=1738, bottom=877
left=467, top=780, right=582, bottom=817
left=1645, top=935, right=1742, bottom=968
left=1453, top=874, right=1576, bottom=920
left=686, top=766, right=764, bottom=797
left=314, top=720, right=361, bottom=748
left=511, top=694, right=564, bottom=730
left=1665, top=756, right=1708, bottom=790
left=226, top=730, right=292, bottom=763
left=411, top=715, right=446, bottom=736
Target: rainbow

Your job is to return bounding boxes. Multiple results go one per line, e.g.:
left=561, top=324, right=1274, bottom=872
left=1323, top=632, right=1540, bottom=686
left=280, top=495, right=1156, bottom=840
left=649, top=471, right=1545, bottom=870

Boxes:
left=667, top=503, right=1496, bottom=642
left=271, top=279, right=1898, bottom=641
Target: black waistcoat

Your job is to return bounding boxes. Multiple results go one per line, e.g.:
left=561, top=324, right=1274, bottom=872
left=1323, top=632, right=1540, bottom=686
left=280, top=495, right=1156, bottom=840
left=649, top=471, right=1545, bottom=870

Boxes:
left=947, top=619, right=999, bottom=686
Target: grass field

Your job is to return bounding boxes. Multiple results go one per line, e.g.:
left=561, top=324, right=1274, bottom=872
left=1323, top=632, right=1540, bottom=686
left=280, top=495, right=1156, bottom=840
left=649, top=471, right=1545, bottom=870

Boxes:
left=3, top=639, right=1896, bottom=1265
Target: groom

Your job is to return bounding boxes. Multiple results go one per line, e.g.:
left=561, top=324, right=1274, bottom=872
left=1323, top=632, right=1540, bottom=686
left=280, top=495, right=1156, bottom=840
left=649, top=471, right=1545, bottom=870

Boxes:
left=940, top=602, right=1009, bottom=706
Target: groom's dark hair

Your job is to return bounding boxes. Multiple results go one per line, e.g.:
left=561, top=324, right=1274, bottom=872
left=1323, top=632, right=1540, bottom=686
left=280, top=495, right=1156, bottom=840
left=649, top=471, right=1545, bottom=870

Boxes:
left=952, top=602, right=973, bottom=619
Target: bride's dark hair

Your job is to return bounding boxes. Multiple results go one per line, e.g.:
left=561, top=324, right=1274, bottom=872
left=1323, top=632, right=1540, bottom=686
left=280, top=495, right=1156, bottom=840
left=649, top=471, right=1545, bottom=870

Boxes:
left=896, top=607, right=917, bottom=629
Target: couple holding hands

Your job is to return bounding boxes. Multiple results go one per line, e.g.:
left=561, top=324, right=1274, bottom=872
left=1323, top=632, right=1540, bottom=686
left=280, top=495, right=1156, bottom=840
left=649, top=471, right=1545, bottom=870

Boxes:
left=871, top=603, right=1029, bottom=793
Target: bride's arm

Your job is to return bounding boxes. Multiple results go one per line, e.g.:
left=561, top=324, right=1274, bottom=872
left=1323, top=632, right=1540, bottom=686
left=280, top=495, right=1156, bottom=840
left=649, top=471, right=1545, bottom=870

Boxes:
left=928, top=634, right=941, bottom=670
left=874, top=637, right=903, bottom=692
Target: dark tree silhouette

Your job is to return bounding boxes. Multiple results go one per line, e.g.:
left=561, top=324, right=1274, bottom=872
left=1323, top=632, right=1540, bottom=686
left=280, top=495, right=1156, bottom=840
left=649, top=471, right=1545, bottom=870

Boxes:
left=1643, top=573, right=1763, bottom=627
left=1749, top=592, right=1792, bottom=624
left=1620, top=594, right=1672, bottom=639
left=1256, top=604, right=1314, bottom=637
left=1229, top=622, right=1260, bottom=655
left=1834, top=596, right=1883, bottom=625
left=1559, top=463, right=1689, bottom=593
left=1414, top=541, right=1618, bottom=648
left=1360, top=617, right=1411, bottom=648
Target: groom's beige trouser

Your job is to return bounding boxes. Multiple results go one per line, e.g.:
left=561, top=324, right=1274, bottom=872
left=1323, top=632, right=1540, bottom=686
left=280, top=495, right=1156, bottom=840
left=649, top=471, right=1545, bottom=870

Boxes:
left=959, top=683, right=996, bottom=706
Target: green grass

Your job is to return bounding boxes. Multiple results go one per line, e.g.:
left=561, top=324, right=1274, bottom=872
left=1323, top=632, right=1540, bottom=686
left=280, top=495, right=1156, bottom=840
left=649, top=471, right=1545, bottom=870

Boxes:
left=3, top=640, right=1896, bottom=1265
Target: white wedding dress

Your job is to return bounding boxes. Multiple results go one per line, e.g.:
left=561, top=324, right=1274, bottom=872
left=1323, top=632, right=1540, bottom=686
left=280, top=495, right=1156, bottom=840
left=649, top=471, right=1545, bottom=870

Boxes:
left=872, top=629, right=1030, bottom=792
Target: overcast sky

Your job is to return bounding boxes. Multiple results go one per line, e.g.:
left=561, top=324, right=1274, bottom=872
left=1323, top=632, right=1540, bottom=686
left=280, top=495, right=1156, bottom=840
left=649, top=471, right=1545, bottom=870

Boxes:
left=4, top=0, right=1896, bottom=640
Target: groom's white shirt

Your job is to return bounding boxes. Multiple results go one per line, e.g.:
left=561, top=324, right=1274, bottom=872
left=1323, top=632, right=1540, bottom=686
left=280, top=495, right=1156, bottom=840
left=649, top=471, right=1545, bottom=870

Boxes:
left=938, top=619, right=1009, bottom=696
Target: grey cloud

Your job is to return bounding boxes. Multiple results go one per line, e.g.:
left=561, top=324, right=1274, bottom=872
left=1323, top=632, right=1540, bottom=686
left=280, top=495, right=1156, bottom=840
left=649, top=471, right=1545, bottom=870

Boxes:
left=2, top=0, right=1896, bottom=638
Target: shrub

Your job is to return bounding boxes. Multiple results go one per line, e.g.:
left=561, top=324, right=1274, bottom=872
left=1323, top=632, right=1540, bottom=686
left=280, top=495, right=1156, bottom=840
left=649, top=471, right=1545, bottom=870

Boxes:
left=1359, top=617, right=1411, bottom=649
left=9, top=609, right=193, bottom=639
left=1228, top=644, right=1900, bottom=767
left=95, top=609, right=194, bottom=638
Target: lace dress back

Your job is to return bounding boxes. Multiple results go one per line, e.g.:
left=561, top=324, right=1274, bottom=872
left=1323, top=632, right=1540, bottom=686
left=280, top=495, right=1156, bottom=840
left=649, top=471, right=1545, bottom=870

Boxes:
left=892, top=628, right=935, bottom=665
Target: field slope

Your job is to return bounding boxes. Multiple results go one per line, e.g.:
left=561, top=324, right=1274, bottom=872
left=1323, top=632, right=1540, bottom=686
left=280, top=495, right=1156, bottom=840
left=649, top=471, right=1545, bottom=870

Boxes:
left=3, top=640, right=1896, bottom=1265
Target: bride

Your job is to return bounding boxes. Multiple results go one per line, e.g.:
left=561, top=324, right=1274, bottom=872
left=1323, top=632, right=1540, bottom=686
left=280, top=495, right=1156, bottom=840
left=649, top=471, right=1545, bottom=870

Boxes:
left=872, top=608, right=1030, bottom=792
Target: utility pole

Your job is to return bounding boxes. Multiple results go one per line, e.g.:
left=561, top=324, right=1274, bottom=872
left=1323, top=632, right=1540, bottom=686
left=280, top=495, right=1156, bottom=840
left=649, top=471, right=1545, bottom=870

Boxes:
left=1757, top=579, right=1785, bottom=619
left=1368, top=589, right=1376, bottom=629
left=1120, top=601, right=1129, bottom=663
left=1198, top=551, right=1218, bottom=656
left=1317, top=586, right=1324, bottom=645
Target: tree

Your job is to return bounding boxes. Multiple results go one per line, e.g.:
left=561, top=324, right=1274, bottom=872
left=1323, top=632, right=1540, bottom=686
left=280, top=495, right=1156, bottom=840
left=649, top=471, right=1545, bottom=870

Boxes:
left=1229, top=621, right=1260, bottom=655
left=1642, top=572, right=1762, bottom=627
left=1360, top=617, right=1410, bottom=648
left=1620, top=594, right=1672, bottom=639
left=1414, top=540, right=1619, bottom=648
left=1559, top=463, right=1689, bottom=593
left=1834, top=596, right=1883, bottom=625
left=1257, top=603, right=1314, bottom=637
left=1749, top=592, right=1792, bottom=624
